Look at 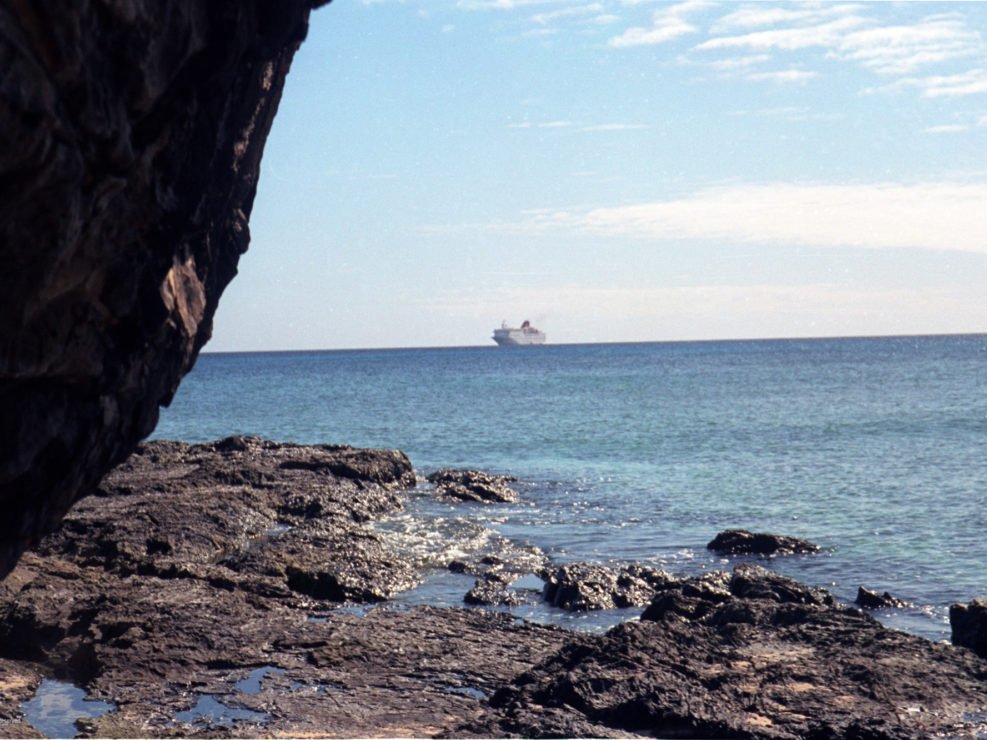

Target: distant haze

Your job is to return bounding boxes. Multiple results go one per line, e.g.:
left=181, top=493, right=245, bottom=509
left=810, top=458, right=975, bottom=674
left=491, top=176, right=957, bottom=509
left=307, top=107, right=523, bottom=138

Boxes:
left=209, top=1, right=987, bottom=351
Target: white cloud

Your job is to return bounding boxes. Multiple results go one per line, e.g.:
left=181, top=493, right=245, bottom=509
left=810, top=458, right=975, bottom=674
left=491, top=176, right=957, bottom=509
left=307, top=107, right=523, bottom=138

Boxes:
left=919, top=68, right=987, bottom=98
left=712, top=4, right=864, bottom=33
left=531, top=3, right=603, bottom=25
left=609, top=0, right=709, bottom=48
left=698, top=15, right=867, bottom=53
left=925, top=124, right=969, bottom=134
left=699, top=8, right=986, bottom=86
left=457, top=0, right=568, bottom=9
left=580, top=123, right=649, bottom=131
left=508, top=120, right=575, bottom=128
left=510, top=182, right=987, bottom=253
left=870, top=68, right=987, bottom=98
left=833, top=17, right=984, bottom=75
left=745, top=68, right=818, bottom=83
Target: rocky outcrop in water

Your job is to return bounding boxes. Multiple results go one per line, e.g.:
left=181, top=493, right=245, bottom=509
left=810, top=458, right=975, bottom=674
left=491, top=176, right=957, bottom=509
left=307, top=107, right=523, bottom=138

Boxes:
left=541, top=562, right=675, bottom=611
left=951, top=598, right=987, bottom=659
left=428, top=469, right=520, bottom=503
left=856, top=586, right=909, bottom=609
left=707, top=529, right=820, bottom=556
left=0, top=0, right=326, bottom=577
left=463, top=565, right=987, bottom=739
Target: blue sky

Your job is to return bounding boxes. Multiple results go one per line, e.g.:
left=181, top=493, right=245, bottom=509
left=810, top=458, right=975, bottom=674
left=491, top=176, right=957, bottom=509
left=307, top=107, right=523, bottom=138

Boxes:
left=210, top=0, right=987, bottom=350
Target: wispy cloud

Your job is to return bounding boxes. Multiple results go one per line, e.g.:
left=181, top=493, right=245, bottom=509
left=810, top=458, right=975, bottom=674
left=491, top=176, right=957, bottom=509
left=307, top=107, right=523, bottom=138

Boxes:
left=745, top=68, right=817, bottom=83
left=457, top=0, right=568, bottom=9
left=508, top=120, right=575, bottom=128
left=697, top=15, right=867, bottom=53
left=609, top=0, right=709, bottom=48
left=531, top=3, right=604, bottom=25
left=925, top=124, right=970, bottom=134
left=580, top=123, right=649, bottom=131
left=508, top=120, right=647, bottom=131
left=867, top=68, right=987, bottom=98
left=711, top=4, right=865, bottom=33
left=504, top=182, right=987, bottom=254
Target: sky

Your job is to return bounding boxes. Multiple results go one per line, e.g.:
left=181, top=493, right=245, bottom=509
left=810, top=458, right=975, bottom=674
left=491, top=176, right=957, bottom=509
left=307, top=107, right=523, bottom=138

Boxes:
left=209, top=0, right=987, bottom=351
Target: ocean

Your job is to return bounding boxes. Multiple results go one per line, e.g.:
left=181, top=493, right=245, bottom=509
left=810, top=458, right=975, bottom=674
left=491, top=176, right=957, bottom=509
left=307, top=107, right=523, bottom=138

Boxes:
left=153, top=334, right=987, bottom=641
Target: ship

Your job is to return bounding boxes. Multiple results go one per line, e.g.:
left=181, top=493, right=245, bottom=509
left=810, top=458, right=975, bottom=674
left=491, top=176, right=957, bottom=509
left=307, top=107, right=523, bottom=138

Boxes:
left=492, top=320, right=546, bottom=346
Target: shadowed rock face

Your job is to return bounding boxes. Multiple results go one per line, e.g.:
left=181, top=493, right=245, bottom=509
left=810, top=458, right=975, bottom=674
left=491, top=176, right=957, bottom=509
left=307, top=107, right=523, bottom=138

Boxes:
left=0, top=0, right=326, bottom=575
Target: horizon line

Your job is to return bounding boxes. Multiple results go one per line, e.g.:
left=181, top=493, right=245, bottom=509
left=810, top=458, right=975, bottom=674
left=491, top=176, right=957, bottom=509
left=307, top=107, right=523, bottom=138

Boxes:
left=199, top=330, right=986, bottom=356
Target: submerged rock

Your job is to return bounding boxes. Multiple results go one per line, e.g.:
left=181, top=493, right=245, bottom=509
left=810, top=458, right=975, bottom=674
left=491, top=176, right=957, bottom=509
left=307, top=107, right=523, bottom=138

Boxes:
left=707, top=528, right=820, bottom=556
left=464, top=564, right=987, bottom=739
left=0, top=1, right=326, bottom=577
left=427, top=469, right=520, bottom=503
left=856, top=586, right=909, bottom=609
left=541, top=562, right=674, bottom=611
left=951, top=598, right=987, bottom=659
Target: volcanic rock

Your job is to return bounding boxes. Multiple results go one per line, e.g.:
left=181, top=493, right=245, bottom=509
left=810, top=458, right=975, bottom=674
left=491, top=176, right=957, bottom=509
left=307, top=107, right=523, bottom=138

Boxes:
left=427, top=469, right=520, bottom=503
left=542, top=562, right=675, bottom=611
left=951, top=598, right=987, bottom=659
left=463, top=565, right=987, bottom=739
left=707, top=528, right=821, bottom=556
left=0, top=0, right=327, bottom=577
left=466, top=573, right=528, bottom=607
left=0, top=439, right=573, bottom=737
left=856, top=586, right=909, bottom=609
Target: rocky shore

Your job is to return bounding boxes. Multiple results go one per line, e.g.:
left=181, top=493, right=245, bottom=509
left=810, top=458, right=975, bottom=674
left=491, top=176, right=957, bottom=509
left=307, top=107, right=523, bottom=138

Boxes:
left=1, top=438, right=986, bottom=738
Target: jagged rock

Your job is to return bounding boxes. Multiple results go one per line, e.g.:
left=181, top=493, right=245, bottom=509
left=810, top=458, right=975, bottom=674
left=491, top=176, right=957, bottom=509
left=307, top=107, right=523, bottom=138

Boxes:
left=856, top=586, right=909, bottom=609
left=427, top=469, right=519, bottom=503
left=466, top=573, right=530, bottom=607
left=0, top=440, right=573, bottom=737
left=0, top=0, right=327, bottom=577
left=707, top=529, right=820, bottom=556
left=464, top=565, right=987, bottom=738
left=728, top=562, right=835, bottom=606
left=34, top=438, right=416, bottom=601
left=541, top=562, right=674, bottom=611
left=951, top=598, right=987, bottom=659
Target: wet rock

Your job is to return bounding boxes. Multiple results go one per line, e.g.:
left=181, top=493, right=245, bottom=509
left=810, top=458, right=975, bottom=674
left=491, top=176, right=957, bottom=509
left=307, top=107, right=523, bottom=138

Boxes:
left=728, top=562, right=835, bottom=606
left=0, top=1, right=327, bottom=577
left=707, top=529, right=820, bottom=556
left=856, top=586, right=909, bottom=609
left=950, top=598, right=987, bottom=659
left=465, top=573, right=542, bottom=607
left=0, top=440, right=572, bottom=737
left=427, top=469, right=520, bottom=503
left=542, top=562, right=674, bottom=611
left=466, top=564, right=987, bottom=739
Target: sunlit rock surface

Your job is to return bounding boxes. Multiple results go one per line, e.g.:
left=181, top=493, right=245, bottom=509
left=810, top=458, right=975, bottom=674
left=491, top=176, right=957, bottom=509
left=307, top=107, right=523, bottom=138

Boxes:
left=0, top=0, right=326, bottom=575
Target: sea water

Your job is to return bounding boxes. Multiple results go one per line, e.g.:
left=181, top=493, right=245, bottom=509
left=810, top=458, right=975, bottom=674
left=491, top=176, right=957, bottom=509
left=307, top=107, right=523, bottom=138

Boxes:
left=153, top=334, right=987, bottom=641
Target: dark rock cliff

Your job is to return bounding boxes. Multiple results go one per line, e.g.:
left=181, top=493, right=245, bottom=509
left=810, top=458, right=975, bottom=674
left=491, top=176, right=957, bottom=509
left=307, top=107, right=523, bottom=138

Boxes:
left=0, top=0, right=327, bottom=575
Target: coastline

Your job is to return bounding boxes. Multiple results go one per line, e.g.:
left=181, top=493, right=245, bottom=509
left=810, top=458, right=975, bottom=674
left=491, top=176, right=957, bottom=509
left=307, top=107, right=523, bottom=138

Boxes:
left=2, top=437, right=985, bottom=738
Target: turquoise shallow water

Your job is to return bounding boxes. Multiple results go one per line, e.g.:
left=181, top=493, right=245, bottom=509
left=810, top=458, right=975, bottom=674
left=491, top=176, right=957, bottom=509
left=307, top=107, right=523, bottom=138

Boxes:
left=154, top=334, right=987, bottom=640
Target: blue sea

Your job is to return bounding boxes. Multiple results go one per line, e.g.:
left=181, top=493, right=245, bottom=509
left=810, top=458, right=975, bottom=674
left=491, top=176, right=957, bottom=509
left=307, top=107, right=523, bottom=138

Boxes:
left=153, top=334, right=987, bottom=641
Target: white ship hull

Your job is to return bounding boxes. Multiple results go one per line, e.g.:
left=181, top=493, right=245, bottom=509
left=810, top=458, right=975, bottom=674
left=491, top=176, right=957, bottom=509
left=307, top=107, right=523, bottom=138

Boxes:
left=492, top=321, right=545, bottom=346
